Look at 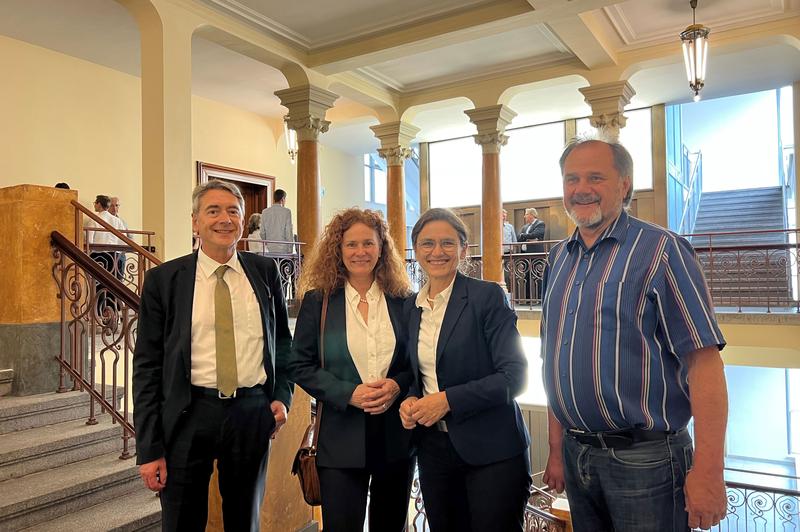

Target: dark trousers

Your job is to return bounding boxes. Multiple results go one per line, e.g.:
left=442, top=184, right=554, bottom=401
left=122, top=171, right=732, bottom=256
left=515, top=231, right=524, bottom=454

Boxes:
left=317, top=413, right=413, bottom=532
left=90, top=251, right=116, bottom=316
left=160, top=390, right=275, bottom=532
left=562, top=428, right=693, bottom=532
left=416, top=429, right=531, bottom=532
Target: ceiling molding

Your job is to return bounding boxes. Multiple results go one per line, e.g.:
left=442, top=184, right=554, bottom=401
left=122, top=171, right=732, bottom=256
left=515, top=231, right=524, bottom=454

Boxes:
left=603, top=0, right=794, bottom=50
left=386, top=52, right=576, bottom=93
left=199, top=0, right=311, bottom=48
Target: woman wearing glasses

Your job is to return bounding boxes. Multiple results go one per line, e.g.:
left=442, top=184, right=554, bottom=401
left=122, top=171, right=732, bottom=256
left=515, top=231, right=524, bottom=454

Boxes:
left=400, top=208, right=531, bottom=532
left=289, top=208, right=414, bottom=532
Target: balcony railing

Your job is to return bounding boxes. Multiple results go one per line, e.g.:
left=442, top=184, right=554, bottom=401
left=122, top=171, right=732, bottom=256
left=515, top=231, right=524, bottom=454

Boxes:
left=687, top=228, right=799, bottom=312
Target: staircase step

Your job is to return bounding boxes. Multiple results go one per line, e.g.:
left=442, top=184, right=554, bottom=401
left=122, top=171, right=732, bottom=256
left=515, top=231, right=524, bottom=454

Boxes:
left=20, top=486, right=161, bottom=532
left=0, top=414, right=127, bottom=481
left=0, top=452, right=140, bottom=530
left=0, top=389, right=120, bottom=434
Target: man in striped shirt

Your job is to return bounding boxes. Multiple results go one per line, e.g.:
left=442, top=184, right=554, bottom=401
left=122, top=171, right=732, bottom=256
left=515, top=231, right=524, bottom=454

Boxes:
left=541, top=136, right=728, bottom=532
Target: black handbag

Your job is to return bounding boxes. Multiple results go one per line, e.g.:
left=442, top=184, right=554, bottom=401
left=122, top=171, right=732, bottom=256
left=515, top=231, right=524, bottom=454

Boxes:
left=291, top=294, right=328, bottom=506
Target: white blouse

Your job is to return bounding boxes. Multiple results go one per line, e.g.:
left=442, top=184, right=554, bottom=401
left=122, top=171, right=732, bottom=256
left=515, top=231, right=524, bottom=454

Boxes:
left=344, top=281, right=396, bottom=383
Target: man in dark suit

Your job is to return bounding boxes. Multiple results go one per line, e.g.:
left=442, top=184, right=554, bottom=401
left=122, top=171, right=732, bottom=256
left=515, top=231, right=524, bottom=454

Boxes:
left=133, top=180, right=293, bottom=532
left=517, top=208, right=546, bottom=303
left=517, top=207, right=545, bottom=252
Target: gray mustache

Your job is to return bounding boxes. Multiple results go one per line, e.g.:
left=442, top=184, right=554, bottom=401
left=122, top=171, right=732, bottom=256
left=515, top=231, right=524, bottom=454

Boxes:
left=570, top=194, right=601, bottom=205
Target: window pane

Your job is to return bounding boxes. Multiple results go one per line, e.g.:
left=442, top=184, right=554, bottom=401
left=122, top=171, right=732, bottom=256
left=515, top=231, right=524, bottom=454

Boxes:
left=429, top=137, right=482, bottom=208
left=374, top=165, right=387, bottom=205
left=501, top=122, right=565, bottom=201
left=575, top=108, right=653, bottom=191
left=363, top=154, right=372, bottom=202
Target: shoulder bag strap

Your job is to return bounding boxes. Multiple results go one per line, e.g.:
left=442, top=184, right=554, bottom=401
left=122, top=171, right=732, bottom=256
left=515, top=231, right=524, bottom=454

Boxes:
left=310, top=294, right=329, bottom=450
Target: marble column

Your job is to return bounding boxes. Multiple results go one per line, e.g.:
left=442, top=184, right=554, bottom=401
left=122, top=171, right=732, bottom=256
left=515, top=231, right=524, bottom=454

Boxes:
left=274, top=85, right=339, bottom=253
left=464, top=105, right=517, bottom=286
left=370, top=121, right=420, bottom=253
left=578, top=80, right=635, bottom=140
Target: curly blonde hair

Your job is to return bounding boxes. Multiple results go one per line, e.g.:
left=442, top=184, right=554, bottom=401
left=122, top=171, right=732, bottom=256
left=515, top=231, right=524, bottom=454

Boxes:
left=299, top=208, right=411, bottom=298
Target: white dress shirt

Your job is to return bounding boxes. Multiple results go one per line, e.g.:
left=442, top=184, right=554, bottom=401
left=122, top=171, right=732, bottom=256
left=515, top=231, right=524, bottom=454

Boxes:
left=344, top=281, right=396, bottom=383
left=85, top=210, right=126, bottom=245
left=190, top=248, right=266, bottom=389
left=414, top=275, right=457, bottom=397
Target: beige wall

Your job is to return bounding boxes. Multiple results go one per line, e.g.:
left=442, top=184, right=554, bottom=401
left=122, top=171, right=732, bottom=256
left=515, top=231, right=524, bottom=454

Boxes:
left=1, top=34, right=366, bottom=259
left=319, top=144, right=367, bottom=224
left=0, top=34, right=143, bottom=230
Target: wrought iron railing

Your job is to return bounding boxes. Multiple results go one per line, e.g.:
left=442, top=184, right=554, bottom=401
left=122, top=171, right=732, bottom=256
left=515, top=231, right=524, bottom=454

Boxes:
left=686, top=228, right=799, bottom=312
left=242, top=238, right=304, bottom=305
left=714, top=468, right=800, bottom=531
left=51, top=231, right=140, bottom=458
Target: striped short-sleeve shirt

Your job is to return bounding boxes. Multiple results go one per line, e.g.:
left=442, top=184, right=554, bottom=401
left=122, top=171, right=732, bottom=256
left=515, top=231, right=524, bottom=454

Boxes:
left=541, top=211, right=725, bottom=432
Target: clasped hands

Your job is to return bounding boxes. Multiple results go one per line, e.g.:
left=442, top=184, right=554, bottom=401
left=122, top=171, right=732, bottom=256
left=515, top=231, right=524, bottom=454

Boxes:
left=399, top=393, right=450, bottom=429
left=349, top=378, right=400, bottom=414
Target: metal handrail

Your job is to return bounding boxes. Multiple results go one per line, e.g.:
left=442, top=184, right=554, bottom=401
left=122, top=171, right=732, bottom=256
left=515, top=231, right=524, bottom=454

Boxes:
left=73, top=200, right=161, bottom=266
left=51, top=230, right=139, bottom=457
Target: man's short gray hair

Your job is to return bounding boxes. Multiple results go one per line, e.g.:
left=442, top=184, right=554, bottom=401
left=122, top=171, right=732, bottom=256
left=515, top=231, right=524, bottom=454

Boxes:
left=525, top=207, right=538, bottom=218
left=559, top=133, right=634, bottom=207
left=192, top=180, right=245, bottom=215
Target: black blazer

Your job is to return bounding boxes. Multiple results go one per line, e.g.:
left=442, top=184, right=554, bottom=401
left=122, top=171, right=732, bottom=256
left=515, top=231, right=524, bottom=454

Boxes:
left=407, top=273, right=530, bottom=466
left=518, top=220, right=546, bottom=252
left=132, top=251, right=293, bottom=465
left=288, top=288, right=412, bottom=469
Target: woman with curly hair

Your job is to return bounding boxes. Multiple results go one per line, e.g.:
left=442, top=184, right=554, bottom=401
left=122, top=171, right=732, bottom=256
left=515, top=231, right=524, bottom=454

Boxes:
left=288, top=208, right=413, bottom=532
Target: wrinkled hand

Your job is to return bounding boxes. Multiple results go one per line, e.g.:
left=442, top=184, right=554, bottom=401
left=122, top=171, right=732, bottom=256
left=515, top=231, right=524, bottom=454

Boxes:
left=542, top=450, right=565, bottom=493
left=139, top=457, right=167, bottom=492
left=685, top=468, right=727, bottom=530
left=362, top=378, right=401, bottom=414
left=400, top=397, right=418, bottom=429
left=349, top=383, right=381, bottom=410
left=410, top=392, right=450, bottom=427
left=270, top=401, right=288, bottom=439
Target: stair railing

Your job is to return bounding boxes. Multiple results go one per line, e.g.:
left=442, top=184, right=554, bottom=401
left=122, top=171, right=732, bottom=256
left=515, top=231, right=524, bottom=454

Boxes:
left=51, top=231, right=141, bottom=458
left=50, top=201, right=163, bottom=458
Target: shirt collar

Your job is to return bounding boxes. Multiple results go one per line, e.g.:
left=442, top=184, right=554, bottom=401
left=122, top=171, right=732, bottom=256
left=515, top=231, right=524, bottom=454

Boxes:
left=566, top=210, right=630, bottom=252
left=345, top=280, right=381, bottom=303
left=197, top=247, right=242, bottom=279
left=415, top=274, right=457, bottom=309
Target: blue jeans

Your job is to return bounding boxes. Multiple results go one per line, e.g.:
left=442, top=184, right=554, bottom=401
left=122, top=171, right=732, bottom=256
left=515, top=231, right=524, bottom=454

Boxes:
left=562, top=428, right=693, bottom=532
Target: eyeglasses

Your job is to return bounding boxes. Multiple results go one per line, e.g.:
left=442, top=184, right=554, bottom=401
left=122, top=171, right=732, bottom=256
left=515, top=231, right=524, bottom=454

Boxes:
left=417, top=239, right=460, bottom=252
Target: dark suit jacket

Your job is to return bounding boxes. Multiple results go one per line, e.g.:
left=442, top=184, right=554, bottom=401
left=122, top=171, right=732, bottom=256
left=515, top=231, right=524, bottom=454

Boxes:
left=288, top=288, right=412, bottom=469
left=518, top=220, right=546, bottom=252
left=407, top=273, right=530, bottom=466
left=133, top=251, right=293, bottom=465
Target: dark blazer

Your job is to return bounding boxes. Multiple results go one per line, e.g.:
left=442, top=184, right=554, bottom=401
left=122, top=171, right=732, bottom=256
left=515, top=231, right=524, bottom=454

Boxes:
left=407, top=273, right=530, bottom=466
left=288, top=288, right=412, bottom=469
left=133, top=251, right=293, bottom=465
left=518, top=220, right=546, bottom=252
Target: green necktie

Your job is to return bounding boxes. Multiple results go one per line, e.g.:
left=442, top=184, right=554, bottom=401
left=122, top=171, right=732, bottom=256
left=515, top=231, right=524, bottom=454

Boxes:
left=214, top=265, right=238, bottom=397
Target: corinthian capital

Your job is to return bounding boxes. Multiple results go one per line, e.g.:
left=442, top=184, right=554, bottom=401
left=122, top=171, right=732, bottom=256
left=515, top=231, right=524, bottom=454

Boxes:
left=473, top=132, right=509, bottom=154
left=285, top=116, right=331, bottom=142
left=377, top=146, right=413, bottom=166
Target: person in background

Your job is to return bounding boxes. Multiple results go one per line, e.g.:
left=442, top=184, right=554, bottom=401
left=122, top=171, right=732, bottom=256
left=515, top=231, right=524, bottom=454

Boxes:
left=400, top=208, right=531, bottom=532
left=246, top=213, right=267, bottom=253
left=109, top=196, right=129, bottom=280
left=502, top=209, right=518, bottom=292
left=85, top=194, right=125, bottom=314
left=289, top=208, right=414, bottom=532
left=541, top=135, right=728, bottom=532
left=54, top=182, right=70, bottom=189
left=260, top=189, right=294, bottom=255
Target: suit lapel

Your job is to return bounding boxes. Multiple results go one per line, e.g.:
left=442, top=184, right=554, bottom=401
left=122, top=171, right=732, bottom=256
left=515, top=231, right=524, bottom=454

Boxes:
left=409, top=303, right=422, bottom=373
left=176, top=254, right=198, bottom=377
left=435, top=274, right=467, bottom=365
